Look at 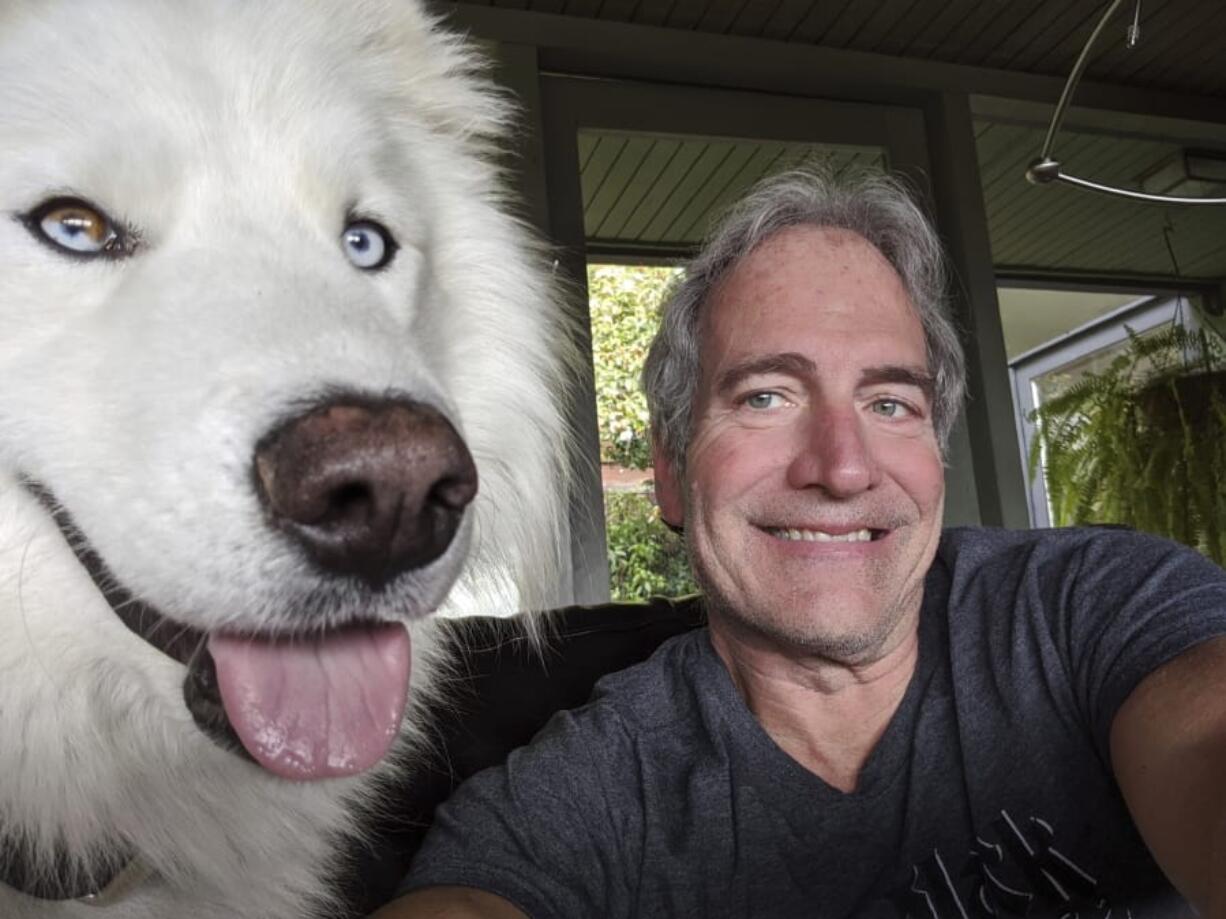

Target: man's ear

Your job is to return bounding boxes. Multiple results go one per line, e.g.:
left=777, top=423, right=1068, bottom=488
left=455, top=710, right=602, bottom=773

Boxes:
left=652, top=440, right=684, bottom=531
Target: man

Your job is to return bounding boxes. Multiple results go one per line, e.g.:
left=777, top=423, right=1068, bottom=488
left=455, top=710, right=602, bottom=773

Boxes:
left=377, top=170, right=1226, bottom=918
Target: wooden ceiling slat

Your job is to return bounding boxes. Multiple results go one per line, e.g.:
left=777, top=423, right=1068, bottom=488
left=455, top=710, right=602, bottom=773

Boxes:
left=1000, top=144, right=1167, bottom=266
left=1145, top=213, right=1226, bottom=278
left=1141, top=214, right=1226, bottom=278
left=833, top=148, right=886, bottom=178
left=577, top=133, right=600, bottom=173
left=1051, top=206, right=1201, bottom=276
left=580, top=136, right=628, bottom=214
left=978, top=0, right=1089, bottom=72
left=784, top=0, right=857, bottom=44
left=595, top=138, right=684, bottom=237
left=1028, top=3, right=1143, bottom=78
left=957, top=0, right=1047, bottom=69
left=930, top=0, right=1032, bottom=70
left=526, top=0, right=567, bottom=12
left=673, top=143, right=793, bottom=236
left=757, top=0, right=820, bottom=41
left=1040, top=150, right=1217, bottom=268
left=585, top=136, right=656, bottom=234
left=664, top=144, right=760, bottom=240
left=639, top=142, right=737, bottom=240
left=994, top=141, right=1162, bottom=264
left=979, top=132, right=1095, bottom=220
left=814, top=1, right=879, bottom=48
left=975, top=125, right=1042, bottom=198
left=866, top=0, right=937, bottom=56
left=981, top=134, right=1109, bottom=256
left=723, top=0, right=786, bottom=36
left=561, top=0, right=602, bottom=16
left=595, top=0, right=643, bottom=20
left=1079, top=1, right=1179, bottom=79
left=1096, top=0, right=1211, bottom=82
left=1000, top=0, right=1104, bottom=74
left=695, top=0, right=751, bottom=33
left=970, top=129, right=1181, bottom=279
left=1132, top=6, right=1226, bottom=96
left=620, top=141, right=711, bottom=240
left=628, top=0, right=680, bottom=26
left=1179, top=235, right=1226, bottom=277
left=898, top=0, right=986, bottom=59
left=662, top=0, right=710, bottom=29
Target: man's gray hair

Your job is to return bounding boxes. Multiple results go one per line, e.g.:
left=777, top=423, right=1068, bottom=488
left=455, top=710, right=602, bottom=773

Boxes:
left=642, top=167, right=966, bottom=473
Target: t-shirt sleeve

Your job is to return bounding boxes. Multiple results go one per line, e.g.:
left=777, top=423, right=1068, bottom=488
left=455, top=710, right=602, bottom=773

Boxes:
left=1051, top=529, right=1226, bottom=762
left=397, top=702, right=643, bottom=919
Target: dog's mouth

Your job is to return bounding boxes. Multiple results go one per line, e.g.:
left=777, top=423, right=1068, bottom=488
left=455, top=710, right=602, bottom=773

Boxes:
left=23, top=479, right=411, bottom=782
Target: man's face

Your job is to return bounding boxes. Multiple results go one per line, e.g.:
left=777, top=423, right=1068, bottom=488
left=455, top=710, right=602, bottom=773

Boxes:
left=654, top=226, right=945, bottom=664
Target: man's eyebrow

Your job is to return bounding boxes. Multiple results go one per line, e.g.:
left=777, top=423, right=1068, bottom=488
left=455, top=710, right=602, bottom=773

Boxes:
left=859, top=365, right=935, bottom=397
left=715, top=353, right=817, bottom=396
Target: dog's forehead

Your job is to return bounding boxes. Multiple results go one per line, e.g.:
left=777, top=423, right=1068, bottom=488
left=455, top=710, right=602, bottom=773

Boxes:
left=0, top=0, right=438, bottom=209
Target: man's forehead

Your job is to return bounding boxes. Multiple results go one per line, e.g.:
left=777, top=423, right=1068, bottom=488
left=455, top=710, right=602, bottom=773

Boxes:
left=702, top=226, right=921, bottom=342
left=729, top=225, right=896, bottom=283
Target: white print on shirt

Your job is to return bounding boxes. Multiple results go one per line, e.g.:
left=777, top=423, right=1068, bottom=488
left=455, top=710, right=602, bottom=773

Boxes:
left=887, top=810, right=1135, bottom=919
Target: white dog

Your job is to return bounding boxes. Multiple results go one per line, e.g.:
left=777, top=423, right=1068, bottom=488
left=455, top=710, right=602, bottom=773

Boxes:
left=0, top=0, right=573, bottom=915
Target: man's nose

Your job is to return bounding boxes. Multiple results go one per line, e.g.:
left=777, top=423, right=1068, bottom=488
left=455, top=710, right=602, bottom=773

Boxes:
left=785, top=405, right=879, bottom=497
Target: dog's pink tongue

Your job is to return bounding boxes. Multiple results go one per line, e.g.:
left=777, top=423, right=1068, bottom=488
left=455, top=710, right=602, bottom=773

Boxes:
left=208, top=624, right=410, bottom=781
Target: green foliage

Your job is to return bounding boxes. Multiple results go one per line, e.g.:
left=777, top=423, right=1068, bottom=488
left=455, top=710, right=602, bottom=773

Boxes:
left=1029, top=323, right=1226, bottom=565
left=589, top=264, right=696, bottom=599
left=604, top=490, right=698, bottom=601
left=588, top=264, right=680, bottom=469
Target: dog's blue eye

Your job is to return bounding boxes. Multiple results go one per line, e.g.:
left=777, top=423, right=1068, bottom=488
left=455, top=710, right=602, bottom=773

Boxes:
left=342, top=219, right=396, bottom=270
left=30, top=198, right=121, bottom=256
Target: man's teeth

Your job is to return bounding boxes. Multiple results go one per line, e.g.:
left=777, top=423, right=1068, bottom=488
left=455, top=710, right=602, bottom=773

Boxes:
left=769, top=527, right=874, bottom=543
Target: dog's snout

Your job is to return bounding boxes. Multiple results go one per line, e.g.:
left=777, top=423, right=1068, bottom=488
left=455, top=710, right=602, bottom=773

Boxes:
left=254, top=398, right=478, bottom=589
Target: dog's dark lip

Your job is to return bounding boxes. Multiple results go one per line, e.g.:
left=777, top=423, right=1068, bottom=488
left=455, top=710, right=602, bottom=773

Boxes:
left=19, top=476, right=249, bottom=757
left=20, top=477, right=206, bottom=664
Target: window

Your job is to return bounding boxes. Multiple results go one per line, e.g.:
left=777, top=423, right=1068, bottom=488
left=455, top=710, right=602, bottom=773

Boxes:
left=1007, top=293, right=1200, bottom=527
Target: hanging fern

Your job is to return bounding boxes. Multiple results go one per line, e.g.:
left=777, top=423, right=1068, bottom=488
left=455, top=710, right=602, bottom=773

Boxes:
left=1028, top=322, right=1226, bottom=566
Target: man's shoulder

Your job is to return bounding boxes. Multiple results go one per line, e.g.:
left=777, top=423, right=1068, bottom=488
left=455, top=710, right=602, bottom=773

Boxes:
left=582, top=625, right=715, bottom=731
left=931, top=524, right=1226, bottom=634
left=936, top=524, right=1206, bottom=573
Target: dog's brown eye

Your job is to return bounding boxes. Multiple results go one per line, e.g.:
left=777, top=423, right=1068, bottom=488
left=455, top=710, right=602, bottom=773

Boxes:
left=29, top=198, right=122, bottom=256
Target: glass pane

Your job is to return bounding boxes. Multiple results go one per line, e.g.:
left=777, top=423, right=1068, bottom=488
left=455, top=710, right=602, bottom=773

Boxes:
left=1030, top=323, right=1167, bottom=409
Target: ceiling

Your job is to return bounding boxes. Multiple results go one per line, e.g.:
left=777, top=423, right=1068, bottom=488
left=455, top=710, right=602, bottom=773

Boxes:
left=451, top=0, right=1226, bottom=282
left=975, top=121, right=1226, bottom=280
left=579, top=132, right=885, bottom=253
left=577, top=123, right=1226, bottom=282
left=461, top=0, right=1226, bottom=99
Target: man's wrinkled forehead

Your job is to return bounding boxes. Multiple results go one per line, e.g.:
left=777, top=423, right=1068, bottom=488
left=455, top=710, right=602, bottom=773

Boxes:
left=695, top=224, right=923, bottom=360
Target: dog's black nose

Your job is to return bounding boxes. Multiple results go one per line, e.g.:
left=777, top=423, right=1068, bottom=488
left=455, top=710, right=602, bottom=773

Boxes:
left=254, top=397, right=478, bottom=589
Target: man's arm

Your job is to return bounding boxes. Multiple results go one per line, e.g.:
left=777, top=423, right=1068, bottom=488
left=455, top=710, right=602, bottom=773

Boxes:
left=1110, top=635, right=1226, bottom=918
left=370, top=887, right=530, bottom=918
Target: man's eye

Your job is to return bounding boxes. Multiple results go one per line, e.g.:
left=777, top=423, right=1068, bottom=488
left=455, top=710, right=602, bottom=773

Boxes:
left=871, top=399, right=910, bottom=418
left=743, top=392, right=783, bottom=410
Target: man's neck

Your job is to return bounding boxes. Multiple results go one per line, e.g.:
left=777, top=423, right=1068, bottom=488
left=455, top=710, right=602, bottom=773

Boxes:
left=709, top=617, right=920, bottom=793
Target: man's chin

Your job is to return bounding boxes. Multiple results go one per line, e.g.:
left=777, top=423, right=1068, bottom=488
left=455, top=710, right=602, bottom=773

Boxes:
left=704, top=584, right=915, bottom=665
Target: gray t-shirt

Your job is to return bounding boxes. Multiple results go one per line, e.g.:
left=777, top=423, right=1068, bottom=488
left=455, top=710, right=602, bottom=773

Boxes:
left=403, top=527, right=1226, bottom=917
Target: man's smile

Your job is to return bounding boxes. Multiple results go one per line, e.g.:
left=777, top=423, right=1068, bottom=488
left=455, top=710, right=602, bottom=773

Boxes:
left=763, top=527, right=886, bottom=543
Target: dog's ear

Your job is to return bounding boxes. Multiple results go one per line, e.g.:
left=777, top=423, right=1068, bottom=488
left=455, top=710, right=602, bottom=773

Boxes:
left=346, top=0, right=511, bottom=147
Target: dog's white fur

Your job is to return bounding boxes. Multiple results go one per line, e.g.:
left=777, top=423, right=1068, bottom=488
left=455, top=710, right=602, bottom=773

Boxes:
left=0, top=1, right=573, bottom=915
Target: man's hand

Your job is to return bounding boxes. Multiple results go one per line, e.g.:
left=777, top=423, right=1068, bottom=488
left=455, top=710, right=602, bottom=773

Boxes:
left=1111, top=635, right=1226, bottom=918
left=370, top=887, right=530, bottom=919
